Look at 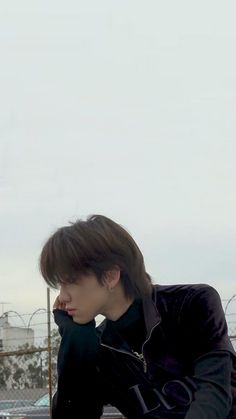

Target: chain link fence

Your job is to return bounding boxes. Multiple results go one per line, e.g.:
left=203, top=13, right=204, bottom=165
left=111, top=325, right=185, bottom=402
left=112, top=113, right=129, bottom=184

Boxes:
left=0, top=310, right=59, bottom=406
left=0, top=299, right=236, bottom=406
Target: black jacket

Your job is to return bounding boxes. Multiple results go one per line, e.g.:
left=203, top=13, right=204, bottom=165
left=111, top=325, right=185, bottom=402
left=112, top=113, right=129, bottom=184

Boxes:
left=53, top=284, right=236, bottom=418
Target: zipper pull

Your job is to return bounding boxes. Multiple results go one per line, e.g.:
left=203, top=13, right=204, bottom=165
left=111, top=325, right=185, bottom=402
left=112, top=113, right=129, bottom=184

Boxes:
left=143, top=359, right=147, bottom=373
left=133, top=351, right=147, bottom=373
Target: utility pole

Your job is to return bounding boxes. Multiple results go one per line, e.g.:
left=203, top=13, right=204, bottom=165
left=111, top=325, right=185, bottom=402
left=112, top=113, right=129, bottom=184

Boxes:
left=0, top=302, right=10, bottom=315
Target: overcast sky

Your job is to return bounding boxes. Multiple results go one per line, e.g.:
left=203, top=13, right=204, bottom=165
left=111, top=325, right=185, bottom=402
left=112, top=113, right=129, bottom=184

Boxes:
left=0, top=1, right=236, bottom=334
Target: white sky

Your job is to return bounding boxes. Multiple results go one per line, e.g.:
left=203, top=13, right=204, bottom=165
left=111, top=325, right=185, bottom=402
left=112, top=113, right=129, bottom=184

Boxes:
left=0, top=1, right=236, bottom=332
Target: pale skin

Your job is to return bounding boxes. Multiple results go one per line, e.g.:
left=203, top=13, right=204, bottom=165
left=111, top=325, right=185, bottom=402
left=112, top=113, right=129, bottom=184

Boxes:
left=53, top=268, right=134, bottom=324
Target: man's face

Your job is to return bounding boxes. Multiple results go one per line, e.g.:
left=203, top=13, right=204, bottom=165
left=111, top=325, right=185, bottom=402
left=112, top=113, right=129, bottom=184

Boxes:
left=59, top=272, right=110, bottom=324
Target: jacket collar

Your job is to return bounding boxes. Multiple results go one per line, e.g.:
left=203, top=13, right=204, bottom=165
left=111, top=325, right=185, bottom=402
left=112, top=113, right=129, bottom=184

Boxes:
left=98, top=286, right=161, bottom=346
left=142, top=286, right=161, bottom=338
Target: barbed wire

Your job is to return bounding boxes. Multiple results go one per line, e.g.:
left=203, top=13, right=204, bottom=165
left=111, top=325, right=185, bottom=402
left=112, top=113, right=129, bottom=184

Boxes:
left=0, top=310, right=53, bottom=320
left=222, top=298, right=236, bottom=302
left=1, top=300, right=236, bottom=333
left=1, top=296, right=236, bottom=318
left=0, top=311, right=46, bottom=318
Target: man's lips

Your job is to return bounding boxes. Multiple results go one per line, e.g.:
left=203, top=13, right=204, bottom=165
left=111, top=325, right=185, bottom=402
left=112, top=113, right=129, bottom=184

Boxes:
left=66, top=309, right=76, bottom=316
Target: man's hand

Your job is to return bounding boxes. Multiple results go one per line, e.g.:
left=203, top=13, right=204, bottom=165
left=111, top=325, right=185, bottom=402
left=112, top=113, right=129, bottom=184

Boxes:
left=53, top=295, right=66, bottom=311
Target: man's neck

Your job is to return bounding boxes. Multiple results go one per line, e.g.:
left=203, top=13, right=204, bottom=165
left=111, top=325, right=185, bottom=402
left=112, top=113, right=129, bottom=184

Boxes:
left=102, top=286, right=134, bottom=321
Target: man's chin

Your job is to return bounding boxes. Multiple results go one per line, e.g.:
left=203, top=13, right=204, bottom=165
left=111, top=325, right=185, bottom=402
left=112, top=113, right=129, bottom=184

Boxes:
left=73, top=315, right=94, bottom=325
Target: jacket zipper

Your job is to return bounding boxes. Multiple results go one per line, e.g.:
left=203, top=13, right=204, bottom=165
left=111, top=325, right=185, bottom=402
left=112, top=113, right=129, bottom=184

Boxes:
left=141, top=319, right=161, bottom=373
left=132, top=351, right=147, bottom=373
left=101, top=319, right=160, bottom=374
left=100, top=343, right=145, bottom=369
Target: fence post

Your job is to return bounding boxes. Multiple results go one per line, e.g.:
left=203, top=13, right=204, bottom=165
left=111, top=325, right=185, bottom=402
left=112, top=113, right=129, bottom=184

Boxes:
left=47, top=287, right=52, bottom=418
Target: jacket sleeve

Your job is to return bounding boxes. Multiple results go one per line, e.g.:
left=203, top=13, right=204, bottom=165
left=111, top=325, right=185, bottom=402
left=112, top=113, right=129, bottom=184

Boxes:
left=52, top=309, right=103, bottom=419
left=185, top=350, right=232, bottom=419
left=182, top=285, right=235, bottom=418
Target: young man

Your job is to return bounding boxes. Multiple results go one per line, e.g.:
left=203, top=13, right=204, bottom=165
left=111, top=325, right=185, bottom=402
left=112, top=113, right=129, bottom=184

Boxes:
left=40, top=214, right=236, bottom=418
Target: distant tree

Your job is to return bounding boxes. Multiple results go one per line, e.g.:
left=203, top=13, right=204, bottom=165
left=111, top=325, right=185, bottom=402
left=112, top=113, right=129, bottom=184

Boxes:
left=44, top=328, right=60, bottom=387
left=12, top=365, right=27, bottom=388
left=0, top=328, right=60, bottom=390
left=0, top=357, right=11, bottom=389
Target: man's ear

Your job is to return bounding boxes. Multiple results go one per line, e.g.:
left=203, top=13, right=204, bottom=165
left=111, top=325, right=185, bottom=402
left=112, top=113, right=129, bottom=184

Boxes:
left=103, top=267, right=121, bottom=290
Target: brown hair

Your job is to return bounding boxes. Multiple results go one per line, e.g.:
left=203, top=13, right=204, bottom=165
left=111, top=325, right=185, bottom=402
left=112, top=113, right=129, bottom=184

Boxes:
left=39, top=214, right=152, bottom=300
